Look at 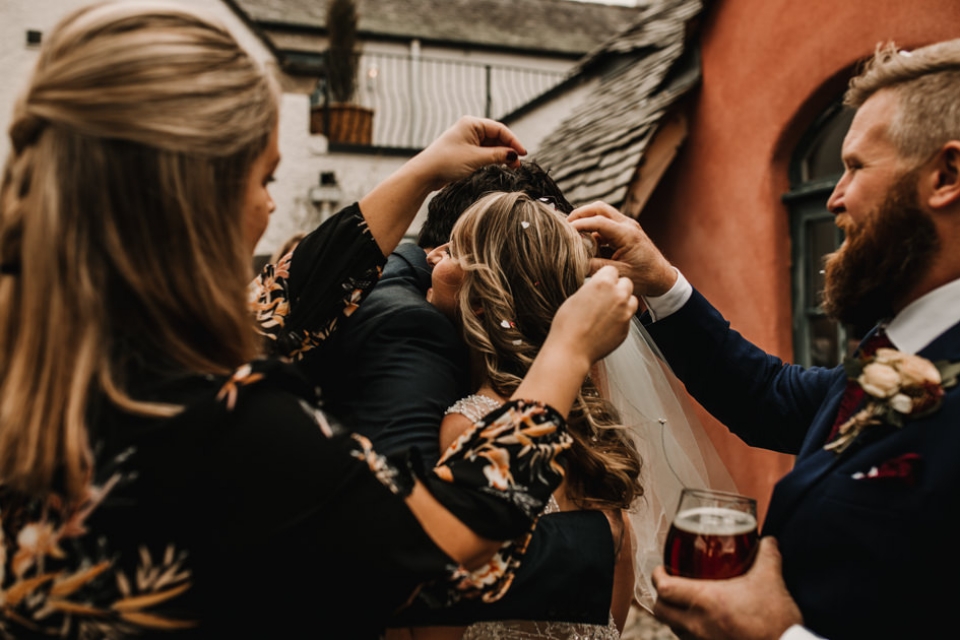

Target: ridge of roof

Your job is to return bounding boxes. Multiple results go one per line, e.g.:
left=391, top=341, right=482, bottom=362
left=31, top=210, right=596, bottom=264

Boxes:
left=228, top=0, right=643, bottom=55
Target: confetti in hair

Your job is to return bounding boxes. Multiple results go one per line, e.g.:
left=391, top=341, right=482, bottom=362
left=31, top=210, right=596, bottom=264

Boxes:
left=580, top=232, right=598, bottom=258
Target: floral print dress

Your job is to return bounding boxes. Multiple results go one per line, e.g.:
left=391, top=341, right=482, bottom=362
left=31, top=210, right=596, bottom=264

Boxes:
left=0, top=205, right=572, bottom=639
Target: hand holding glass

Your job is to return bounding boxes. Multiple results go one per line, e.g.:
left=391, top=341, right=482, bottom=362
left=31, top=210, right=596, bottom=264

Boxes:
left=663, top=488, right=759, bottom=579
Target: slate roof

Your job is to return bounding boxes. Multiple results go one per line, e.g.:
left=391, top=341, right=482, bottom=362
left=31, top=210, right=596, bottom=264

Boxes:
left=226, top=0, right=641, bottom=56
left=531, top=0, right=703, bottom=207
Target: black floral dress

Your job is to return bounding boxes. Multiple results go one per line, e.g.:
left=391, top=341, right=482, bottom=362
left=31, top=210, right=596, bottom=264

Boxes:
left=0, top=205, right=571, bottom=639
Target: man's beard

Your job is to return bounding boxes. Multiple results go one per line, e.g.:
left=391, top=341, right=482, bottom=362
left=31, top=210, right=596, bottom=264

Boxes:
left=821, top=170, right=939, bottom=332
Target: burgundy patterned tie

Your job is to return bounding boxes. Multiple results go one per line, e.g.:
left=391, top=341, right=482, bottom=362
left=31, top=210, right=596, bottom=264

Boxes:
left=826, top=330, right=894, bottom=442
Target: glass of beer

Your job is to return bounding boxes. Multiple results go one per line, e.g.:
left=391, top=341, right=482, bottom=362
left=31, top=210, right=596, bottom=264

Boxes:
left=663, top=488, right=759, bottom=579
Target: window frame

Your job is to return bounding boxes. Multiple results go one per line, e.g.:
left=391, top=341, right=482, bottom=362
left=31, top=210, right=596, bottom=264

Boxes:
left=783, top=100, right=857, bottom=368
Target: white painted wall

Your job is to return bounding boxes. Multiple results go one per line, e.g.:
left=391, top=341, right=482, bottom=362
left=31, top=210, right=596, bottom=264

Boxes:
left=505, top=76, right=601, bottom=157
left=269, top=92, right=412, bottom=254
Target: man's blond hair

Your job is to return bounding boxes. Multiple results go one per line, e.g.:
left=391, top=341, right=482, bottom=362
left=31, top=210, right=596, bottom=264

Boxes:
left=846, top=39, right=960, bottom=162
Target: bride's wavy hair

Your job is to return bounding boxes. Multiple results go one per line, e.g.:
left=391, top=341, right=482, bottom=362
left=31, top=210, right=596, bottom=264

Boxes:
left=0, top=1, right=278, bottom=499
left=450, top=192, right=642, bottom=510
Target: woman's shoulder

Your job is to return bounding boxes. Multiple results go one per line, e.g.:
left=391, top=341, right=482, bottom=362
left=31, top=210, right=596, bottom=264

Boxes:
left=173, top=359, right=341, bottom=449
left=0, top=358, right=376, bottom=639
left=131, top=359, right=326, bottom=430
left=92, top=359, right=337, bottom=486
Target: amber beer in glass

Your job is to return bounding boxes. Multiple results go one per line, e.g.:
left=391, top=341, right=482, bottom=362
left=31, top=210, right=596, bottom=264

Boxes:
left=663, top=488, right=759, bottom=579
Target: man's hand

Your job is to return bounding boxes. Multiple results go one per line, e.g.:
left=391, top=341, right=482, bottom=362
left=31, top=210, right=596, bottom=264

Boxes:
left=568, top=201, right=677, bottom=297
left=652, top=537, right=803, bottom=640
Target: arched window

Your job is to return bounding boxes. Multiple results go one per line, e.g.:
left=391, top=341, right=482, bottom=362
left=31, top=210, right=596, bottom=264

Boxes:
left=782, top=102, right=862, bottom=368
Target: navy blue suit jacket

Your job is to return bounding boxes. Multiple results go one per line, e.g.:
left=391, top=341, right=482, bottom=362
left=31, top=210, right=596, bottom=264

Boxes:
left=645, top=289, right=960, bottom=639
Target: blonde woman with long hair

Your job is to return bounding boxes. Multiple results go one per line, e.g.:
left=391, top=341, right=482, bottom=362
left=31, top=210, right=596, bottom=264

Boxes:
left=0, top=3, right=639, bottom=638
left=409, top=192, right=638, bottom=639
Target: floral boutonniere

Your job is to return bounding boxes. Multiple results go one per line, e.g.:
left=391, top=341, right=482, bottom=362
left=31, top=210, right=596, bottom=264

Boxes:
left=825, top=348, right=960, bottom=454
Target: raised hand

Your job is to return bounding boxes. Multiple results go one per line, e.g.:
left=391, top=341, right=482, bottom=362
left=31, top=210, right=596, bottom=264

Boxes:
left=410, top=116, right=527, bottom=192
left=360, top=116, right=526, bottom=256
left=568, top=201, right=677, bottom=297
left=552, top=265, right=638, bottom=365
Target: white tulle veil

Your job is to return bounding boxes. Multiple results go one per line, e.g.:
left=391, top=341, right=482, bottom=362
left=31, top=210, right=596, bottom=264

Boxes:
left=594, top=317, right=738, bottom=613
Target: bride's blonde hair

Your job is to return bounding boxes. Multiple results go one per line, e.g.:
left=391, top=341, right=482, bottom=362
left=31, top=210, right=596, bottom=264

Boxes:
left=0, top=1, right=278, bottom=499
left=450, top=192, right=642, bottom=510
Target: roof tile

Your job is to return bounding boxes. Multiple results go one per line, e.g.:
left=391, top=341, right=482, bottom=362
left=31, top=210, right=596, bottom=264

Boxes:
left=532, top=0, right=703, bottom=206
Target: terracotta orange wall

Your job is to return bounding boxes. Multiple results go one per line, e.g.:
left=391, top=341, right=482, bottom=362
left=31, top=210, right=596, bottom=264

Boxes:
left=644, top=0, right=960, bottom=522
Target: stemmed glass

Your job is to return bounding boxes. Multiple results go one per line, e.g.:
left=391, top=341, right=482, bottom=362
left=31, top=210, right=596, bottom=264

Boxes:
left=663, top=487, right=760, bottom=579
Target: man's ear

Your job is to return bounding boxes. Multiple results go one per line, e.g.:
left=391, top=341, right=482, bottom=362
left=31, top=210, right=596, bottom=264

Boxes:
left=926, top=141, right=960, bottom=210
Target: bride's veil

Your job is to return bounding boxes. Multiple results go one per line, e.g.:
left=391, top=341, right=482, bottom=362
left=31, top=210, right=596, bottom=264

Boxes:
left=594, top=317, right=738, bottom=613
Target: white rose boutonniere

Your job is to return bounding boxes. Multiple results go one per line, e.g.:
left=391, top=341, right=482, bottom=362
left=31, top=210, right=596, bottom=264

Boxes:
left=825, top=348, right=960, bottom=454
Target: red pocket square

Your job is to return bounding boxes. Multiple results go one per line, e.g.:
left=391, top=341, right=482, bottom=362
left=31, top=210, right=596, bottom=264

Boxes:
left=851, top=453, right=922, bottom=486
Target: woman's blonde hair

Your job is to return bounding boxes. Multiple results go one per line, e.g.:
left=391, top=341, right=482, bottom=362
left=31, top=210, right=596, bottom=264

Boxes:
left=0, top=1, right=279, bottom=499
left=450, top=192, right=642, bottom=510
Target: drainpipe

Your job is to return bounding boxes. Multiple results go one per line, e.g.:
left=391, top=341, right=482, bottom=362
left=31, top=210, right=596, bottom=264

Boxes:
left=409, top=38, right=421, bottom=148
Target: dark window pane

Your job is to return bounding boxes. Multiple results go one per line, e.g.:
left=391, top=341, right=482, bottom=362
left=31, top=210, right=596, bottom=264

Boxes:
left=801, top=107, right=854, bottom=182
left=808, top=315, right=839, bottom=367
left=789, top=97, right=855, bottom=368
left=844, top=325, right=866, bottom=360
left=805, top=218, right=836, bottom=308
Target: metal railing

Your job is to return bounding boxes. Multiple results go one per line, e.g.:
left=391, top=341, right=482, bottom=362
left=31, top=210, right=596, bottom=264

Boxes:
left=313, top=51, right=569, bottom=150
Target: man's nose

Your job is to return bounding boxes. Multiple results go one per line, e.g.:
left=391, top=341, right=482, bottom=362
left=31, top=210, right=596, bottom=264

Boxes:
left=826, top=177, right=845, bottom=214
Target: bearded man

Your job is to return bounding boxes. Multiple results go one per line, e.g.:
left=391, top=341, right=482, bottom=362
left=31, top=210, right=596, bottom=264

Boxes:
left=567, top=38, right=960, bottom=640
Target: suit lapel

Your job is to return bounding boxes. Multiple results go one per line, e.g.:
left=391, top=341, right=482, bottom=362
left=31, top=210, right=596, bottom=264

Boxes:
left=794, top=326, right=886, bottom=460
left=797, top=373, right=848, bottom=458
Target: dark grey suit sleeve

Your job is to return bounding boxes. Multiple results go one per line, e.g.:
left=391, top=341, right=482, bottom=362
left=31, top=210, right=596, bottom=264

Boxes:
left=352, top=303, right=467, bottom=467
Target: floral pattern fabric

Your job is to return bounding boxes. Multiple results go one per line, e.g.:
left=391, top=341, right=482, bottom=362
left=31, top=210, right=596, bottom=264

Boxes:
left=424, top=401, right=571, bottom=605
left=250, top=203, right=385, bottom=361
left=0, top=481, right=196, bottom=639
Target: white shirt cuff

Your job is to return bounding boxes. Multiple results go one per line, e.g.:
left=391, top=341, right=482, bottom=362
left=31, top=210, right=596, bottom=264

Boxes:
left=641, top=268, right=692, bottom=321
left=781, top=624, right=825, bottom=640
